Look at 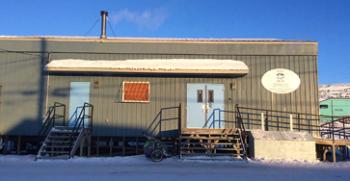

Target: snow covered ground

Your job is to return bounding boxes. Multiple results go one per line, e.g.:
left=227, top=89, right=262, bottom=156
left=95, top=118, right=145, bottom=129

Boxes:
left=0, top=155, right=349, bottom=181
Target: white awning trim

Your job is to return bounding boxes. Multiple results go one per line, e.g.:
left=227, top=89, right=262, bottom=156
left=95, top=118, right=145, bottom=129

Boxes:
left=46, top=59, right=249, bottom=75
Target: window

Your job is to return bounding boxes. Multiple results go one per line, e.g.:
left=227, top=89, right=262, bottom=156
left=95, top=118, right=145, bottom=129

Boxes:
left=320, top=105, right=328, bottom=109
left=122, top=81, right=150, bottom=102
left=208, top=90, right=214, bottom=103
left=197, top=90, right=203, bottom=103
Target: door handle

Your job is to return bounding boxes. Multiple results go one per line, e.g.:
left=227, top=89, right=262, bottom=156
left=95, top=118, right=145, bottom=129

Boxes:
left=202, top=104, right=210, bottom=113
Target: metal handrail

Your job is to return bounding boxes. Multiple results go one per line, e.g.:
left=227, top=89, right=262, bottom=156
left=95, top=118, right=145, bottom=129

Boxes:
left=146, top=104, right=182, bottom=136
left=204, top=105, right=350, bottom=141
left=71, top=102, right=93, bottom=132
left=38, top=102, right=66, bottom=136
left=203, top=108, right=219, bottom=128
left=69, top=102, right=94, bottom=151
left=320, top=116, right=350, bottom=127
left=202, top=105, right=248, bottom=159
left=319, top=116, right=350, bottom=140
left=238, top=106, right=321, bottom=117
left=235, top=105, right=248, bottom=159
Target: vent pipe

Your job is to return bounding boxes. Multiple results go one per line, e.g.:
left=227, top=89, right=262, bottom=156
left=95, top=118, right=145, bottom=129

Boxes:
left=100, top=10, right=108, bottom=39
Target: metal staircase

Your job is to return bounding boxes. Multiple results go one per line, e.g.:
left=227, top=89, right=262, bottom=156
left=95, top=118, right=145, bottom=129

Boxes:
left=37, top=102, right=93, bottom=159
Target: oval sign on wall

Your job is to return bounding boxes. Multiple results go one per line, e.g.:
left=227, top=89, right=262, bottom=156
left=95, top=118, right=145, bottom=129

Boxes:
left=261, top=68, right=301, bottom=94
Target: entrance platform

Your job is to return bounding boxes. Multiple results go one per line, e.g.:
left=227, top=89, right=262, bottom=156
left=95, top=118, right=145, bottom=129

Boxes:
left=315, top=138, right=350, bottom=162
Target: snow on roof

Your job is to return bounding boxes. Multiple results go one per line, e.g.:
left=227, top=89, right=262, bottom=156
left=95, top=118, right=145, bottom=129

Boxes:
left=46, top=59, right=249, bottom=75
left=0, top=35, right=279, bottom=41
left=0, top=35, right=317, bottom=43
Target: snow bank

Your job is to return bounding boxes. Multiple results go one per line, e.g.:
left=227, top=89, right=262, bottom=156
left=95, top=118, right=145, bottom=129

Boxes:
left=251, top=130, right=314, bottom=141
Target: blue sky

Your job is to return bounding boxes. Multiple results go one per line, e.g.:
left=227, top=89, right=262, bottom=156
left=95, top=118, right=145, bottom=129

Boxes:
left=0, top=0, right=349, bottom=84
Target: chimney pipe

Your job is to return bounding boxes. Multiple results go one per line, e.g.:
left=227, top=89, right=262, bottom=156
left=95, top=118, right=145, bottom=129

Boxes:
left=100, top=10, right=108, bottom=39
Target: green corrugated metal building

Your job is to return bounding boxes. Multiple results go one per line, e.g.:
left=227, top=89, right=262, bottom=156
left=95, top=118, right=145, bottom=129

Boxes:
left=0, top=36, right=319, bottom=138
left=320, top=98, right=350, bottom=122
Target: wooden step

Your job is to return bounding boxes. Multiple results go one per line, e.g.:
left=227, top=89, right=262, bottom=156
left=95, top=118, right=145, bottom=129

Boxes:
left=178, top=128, right=246, bottom=160
left=180, top=142, right=240, bottom=146
left=180, top=136, right=240, bottom=141
left=42, top=145, right=71, bottom=149
left=41, top=150, right=70, bottom=154
left=48, top=135, right=76, bottom=139
left=46, top=140, right=72, bottom=144
left=37, top=155, right=70, bottom=160
left=51, top=130, right=75, bottom=133
left=181, top=128, right=238, bottom=135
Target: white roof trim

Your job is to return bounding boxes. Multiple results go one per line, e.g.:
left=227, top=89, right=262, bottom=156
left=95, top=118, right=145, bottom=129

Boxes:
left=46, top=59, right=249, bottom=75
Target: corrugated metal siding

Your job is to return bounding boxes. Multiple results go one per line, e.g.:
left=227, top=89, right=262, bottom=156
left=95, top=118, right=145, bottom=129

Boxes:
left=0, top=52, right=44, bottom=135
left=0, top=38, right=317, bottom=56
left=0, top=39, right=319, bottom=136
left=46, top=53, right=319, bottom=136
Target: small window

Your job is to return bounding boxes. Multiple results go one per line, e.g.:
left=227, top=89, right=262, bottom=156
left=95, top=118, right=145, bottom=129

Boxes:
left=197, top=90, right=203, bottom=103
left=208, top=90, right=214, bottom=103
left=320, top=105, right=328, bottom=109
left=122, top=81, right=150, bottom=102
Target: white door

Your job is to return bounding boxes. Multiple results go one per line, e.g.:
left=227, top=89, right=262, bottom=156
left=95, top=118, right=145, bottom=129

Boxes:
left=68, top=82, right=90, bottom=127
left=186, top=84, right=225, bottom=128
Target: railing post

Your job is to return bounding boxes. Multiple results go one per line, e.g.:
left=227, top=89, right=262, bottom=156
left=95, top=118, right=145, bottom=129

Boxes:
left=328, top=123, right=331, bottom=139
left=63, top=104, right=66, bottom=126
left=178, top=104, right=182, bottom=134
left=261, top=112, right=265, bottom=131
left=159, top=110, right=162, bottom=134
left=53, top=106, right=56, bottom=127
left=234, top=104, right=238, bottom=128
left=308, top=118, right=311, bottom=134
left=212, top=109, right=215, bottom=128
left=218, top=109, right=221, bottom=129
left=82, top=105, right=86, bottom=128
left=277, top=116, right=280, bottom=131
left=235, top=111, right=238, bottom=129
left=290, top=114, right=293, bottom=131
left=178, top=103, right=182, bottom=158
left=343, top=118, right=346, bottom=139
left=265, top=111, right=268, bottom=131
left=247, top=113, right=250, bottom=129
left=90, top=104, right=94, bottom=131
left=332, top=116, right=335, bottom=141
left=297, top=113, right=301, bottom=131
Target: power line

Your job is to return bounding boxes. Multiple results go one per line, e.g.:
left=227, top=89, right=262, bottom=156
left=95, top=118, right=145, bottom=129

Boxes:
left=83, top=17, right=100, bottom=36
left=0, top=47, right=48, bottom=58
left=107, top=17, right=117, bottom=37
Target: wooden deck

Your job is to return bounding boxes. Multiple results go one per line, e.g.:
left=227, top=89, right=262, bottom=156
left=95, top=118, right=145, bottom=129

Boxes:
left=315, top=138, right=350, bottom=146
left=315, top=138, right=350, bottom=162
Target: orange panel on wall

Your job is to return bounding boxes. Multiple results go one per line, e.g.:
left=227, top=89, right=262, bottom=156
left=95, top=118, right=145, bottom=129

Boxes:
left=123, top=82, right=150, bottom=102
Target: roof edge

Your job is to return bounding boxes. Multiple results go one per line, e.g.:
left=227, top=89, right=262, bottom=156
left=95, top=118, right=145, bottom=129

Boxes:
left=0, top=35, right=318, bottom=44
